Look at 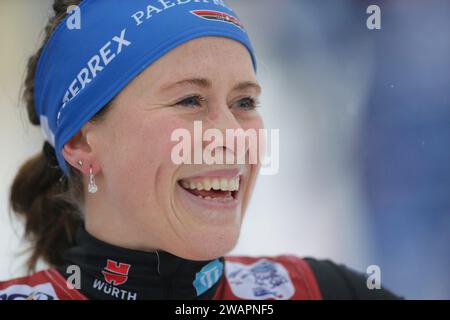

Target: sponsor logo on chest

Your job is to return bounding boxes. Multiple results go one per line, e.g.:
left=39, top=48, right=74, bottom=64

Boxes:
left=92, top=259, right=137, bottom=300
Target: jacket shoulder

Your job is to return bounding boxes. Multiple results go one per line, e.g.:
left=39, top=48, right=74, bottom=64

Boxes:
left=304, top=257, right=403, bottom=299
left=215, top=254, right=322, bottom=300
left=0, top=269, right=87, bottom=300
left=219, top=255, right=402, bottom=300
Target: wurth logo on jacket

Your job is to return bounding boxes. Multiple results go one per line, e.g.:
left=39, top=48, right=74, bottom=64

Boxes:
left=101, top=259, right=131, bottom=286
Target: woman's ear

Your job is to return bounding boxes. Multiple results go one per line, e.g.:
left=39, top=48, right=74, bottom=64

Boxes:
left=61, top=123, right=100, bottom=174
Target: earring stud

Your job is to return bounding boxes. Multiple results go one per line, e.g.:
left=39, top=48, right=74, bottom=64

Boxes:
left=77, top=160, right=83, bottom=167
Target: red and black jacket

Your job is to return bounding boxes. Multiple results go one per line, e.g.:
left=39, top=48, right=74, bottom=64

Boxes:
left=0, top=227, right=400, bottom=300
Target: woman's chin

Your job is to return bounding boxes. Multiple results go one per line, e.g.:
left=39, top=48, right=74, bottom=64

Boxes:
left=168, top=225, right=241, bottom=261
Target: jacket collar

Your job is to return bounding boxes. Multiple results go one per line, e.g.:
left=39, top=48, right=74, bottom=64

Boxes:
left=57, top=226, right=224, bottom=300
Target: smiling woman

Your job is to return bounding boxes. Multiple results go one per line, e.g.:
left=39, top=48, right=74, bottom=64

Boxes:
left=0, top=0, right=401, bottom=301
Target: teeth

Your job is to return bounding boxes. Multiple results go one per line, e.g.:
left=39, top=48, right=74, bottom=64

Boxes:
left=211, top=179, right=220, bottom=190
left=180, top=176, right=240, bottom=192
left=228, top=179, right=235, bottom=191
left=181, top=180, right=190, bottom=189
left=220, top=178, right=228, bottom=191
left=203, top=179, right=211, bottom=191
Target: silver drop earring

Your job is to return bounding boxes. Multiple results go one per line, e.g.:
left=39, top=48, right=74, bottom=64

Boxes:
left=88, top=165, right=98, bottom=194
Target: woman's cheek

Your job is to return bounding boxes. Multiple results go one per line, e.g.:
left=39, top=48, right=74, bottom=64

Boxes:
left=146, top=117, right=190, bottom=167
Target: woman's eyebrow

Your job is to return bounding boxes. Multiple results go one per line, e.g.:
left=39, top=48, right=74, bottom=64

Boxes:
left=233, top=81, right=262, bottom=95
left=159, top=78, right=262, bottom=94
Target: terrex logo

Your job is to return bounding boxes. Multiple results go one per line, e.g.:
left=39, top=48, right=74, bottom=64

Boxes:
left=101, top=259, right=131, bottom=286
left=190, top=10, right=245, bottom=30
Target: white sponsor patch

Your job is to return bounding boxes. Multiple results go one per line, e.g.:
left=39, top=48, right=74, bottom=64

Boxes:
left=225, top=259, right=295, bottom=300
left=0, top=283, right=58, bottom=300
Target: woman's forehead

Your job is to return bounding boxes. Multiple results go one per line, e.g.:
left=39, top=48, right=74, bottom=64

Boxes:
left=143, top=38, right=256, bottom=84
left=114, top=37, right=257, bottom=100
left=156, top=37, right=253, bottom=69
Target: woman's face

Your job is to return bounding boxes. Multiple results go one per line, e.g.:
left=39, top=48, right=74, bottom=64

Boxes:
left=77, top=37, right=263, bottom=260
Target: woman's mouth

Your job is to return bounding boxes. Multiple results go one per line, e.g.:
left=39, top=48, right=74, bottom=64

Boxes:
left=175, top=168, right=245, bottom=212
left=177, top=176, right=240, bottom=202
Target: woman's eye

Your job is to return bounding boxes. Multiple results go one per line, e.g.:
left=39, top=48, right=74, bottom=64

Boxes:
left=174, top=95, right=261, bottom=110
left=234, top=97, right=261, bottom=111
left=175, top=95, right=205, bottom=108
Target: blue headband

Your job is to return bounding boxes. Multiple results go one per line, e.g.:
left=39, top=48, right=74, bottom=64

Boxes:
left=35, top=0, right=257, bottom=176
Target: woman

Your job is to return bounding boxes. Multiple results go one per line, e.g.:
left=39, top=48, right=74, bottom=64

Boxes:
left=1, top=0, right=399, bottom=300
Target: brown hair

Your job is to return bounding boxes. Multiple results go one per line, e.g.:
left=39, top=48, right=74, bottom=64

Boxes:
left=9, top=0, right=112, bottom=272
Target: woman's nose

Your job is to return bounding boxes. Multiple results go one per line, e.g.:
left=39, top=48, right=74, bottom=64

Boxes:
left=206, top=102, right=242, bottom=132
left=202, top=106, right=250, bottom=163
